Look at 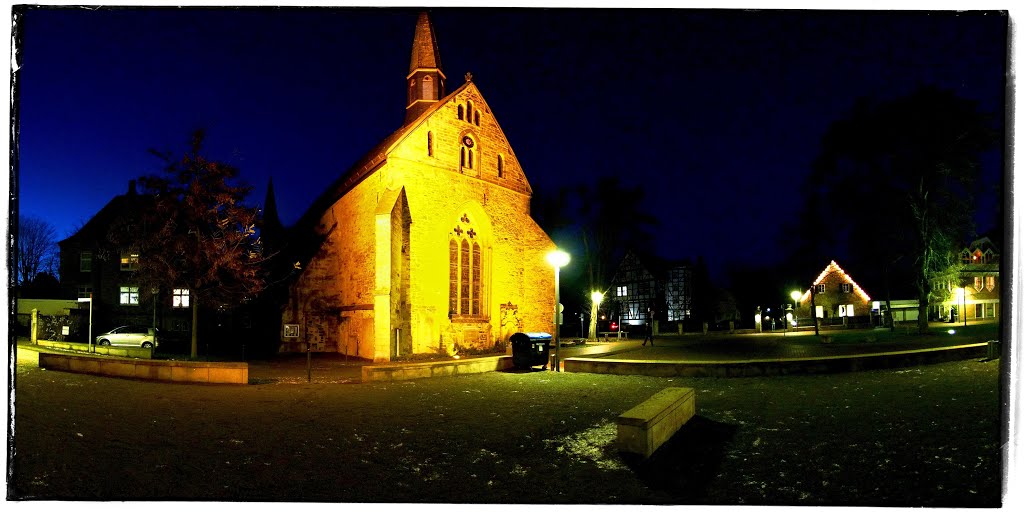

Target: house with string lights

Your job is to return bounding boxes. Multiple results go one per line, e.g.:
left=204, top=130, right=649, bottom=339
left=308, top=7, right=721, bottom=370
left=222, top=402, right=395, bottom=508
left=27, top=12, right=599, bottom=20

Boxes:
left=795, top=260, right=873, bottom=325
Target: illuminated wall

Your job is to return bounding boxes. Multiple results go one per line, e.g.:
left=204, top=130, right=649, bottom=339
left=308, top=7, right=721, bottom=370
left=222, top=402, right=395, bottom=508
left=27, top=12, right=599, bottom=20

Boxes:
left=282, top=81, right=555, bottom=361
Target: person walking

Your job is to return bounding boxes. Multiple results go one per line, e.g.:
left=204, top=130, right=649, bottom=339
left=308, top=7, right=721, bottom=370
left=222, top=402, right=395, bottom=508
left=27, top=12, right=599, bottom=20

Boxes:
left=642, top=307, right=654, bottom=346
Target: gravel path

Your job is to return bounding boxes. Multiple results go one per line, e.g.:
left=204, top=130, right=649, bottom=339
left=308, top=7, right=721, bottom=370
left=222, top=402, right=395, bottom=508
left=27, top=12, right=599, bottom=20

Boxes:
left=11, top=347, right=1002, bottom=505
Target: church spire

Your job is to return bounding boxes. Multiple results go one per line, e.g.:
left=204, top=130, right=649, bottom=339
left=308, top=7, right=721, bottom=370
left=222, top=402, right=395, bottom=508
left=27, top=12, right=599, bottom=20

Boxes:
left=405, top=12, right=446, bottom=124
left=261, top=176, right=283, bottom=245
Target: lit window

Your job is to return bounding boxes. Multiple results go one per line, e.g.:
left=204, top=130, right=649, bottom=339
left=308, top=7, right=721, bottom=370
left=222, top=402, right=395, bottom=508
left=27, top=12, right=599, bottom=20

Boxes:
left=617, top=286, right=627, bottom=297
left=816, top=284, right=825, bottom=294
left=173, top=288, right=190, bottom=308
left=120, top=252, right=139, bottom=271
left=77, top=286, right=92, bottom=299
left=119, top=286, right=140, bottom=305
left=80, top=251, right=92, bottom=272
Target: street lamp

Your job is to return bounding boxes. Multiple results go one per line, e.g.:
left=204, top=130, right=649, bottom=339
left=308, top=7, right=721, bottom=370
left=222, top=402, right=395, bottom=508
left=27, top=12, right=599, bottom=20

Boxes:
left=957, top=287, right=967, bottom=327
left=790, top=290, right=802, bottom=329
left=590, top=290, right=604, bottom=340
left=546, top=249, right=570, bottom=372
left=77, top=294, right=93, bottom=353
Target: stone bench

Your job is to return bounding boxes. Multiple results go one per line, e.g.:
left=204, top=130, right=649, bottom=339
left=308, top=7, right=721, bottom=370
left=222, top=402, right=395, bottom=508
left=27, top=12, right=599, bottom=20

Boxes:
left=617, top=387, right=695, bottom=458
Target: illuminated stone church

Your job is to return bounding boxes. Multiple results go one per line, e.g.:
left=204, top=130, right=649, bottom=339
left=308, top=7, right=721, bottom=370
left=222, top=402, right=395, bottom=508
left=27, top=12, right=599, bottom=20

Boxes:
left=281, top=13, right=555, bottom=361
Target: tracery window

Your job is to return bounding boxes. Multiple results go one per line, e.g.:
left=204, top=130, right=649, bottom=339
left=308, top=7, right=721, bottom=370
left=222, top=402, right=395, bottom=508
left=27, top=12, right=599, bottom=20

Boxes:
left=449, top=215, right=487, bottom=319
left=460, top=135, right=475, bottom=170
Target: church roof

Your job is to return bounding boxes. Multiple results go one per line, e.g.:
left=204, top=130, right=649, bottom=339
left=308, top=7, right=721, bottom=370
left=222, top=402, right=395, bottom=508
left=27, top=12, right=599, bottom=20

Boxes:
left=293, top=80, right=475, bottom=234
left=408, top=12, right=442, bottom=73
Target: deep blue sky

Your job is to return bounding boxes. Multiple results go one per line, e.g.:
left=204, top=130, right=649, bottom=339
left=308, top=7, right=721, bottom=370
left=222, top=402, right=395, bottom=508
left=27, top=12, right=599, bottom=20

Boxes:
left=14, top=7, right=1007, bottom=280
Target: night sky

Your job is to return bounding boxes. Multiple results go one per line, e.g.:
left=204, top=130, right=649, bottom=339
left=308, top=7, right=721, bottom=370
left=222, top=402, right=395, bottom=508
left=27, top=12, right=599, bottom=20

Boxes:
left=13, top=7, right=1007, bottom=283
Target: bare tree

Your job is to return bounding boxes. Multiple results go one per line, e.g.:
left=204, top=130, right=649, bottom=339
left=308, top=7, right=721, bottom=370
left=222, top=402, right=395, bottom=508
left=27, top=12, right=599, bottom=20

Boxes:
left=122, top=130, right=266, bottom=358
left=17, top=215, right=59, bottom=284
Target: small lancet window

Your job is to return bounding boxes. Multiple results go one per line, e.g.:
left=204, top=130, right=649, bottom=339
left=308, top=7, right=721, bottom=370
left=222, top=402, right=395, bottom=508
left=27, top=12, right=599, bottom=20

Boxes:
left=427, top=131, right=433, bottom=157
left=458, top=105, right=464, bottom=120
left=497, top=155, right=504, bottom=177
left=474, top=111, right=480, bottom=126
left=422, top=75, right=434, bottom=101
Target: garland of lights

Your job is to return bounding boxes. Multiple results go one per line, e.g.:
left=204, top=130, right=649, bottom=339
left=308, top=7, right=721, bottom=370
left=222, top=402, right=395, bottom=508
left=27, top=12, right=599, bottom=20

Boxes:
left=798, top=260, right=872, bottom=304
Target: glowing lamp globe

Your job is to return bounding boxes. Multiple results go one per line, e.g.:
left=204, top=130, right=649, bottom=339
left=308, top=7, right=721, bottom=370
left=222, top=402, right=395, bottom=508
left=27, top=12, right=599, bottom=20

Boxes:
left=546, top=250, right=570, bottom=268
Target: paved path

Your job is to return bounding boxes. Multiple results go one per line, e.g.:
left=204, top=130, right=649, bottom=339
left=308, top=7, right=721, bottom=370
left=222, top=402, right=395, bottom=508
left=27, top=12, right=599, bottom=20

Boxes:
left=17, top=321, right=997, bottom=384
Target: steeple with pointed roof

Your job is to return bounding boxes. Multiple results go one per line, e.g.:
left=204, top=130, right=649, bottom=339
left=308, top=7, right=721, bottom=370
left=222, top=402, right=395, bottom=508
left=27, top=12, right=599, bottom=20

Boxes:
left=261, top=176, right=283, bottom=247
left=405, top=12, right=446, bottom=124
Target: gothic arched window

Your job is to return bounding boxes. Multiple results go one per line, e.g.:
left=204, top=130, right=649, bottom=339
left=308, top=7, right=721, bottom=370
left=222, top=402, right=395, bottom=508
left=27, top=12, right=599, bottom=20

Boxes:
left=460, top=135, right=475, bottom=171
left=427, top=131, right=433, bottom=157
left=458, top=105, right=464, bottom=120
left=449, top=214, right=488, bottom=319
left=497, top=154, right=504, bottom=177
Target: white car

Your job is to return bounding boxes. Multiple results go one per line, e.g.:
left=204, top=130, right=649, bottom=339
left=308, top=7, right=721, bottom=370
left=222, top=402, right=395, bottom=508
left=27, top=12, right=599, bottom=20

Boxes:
left=96, top=326, right=158, bottom=349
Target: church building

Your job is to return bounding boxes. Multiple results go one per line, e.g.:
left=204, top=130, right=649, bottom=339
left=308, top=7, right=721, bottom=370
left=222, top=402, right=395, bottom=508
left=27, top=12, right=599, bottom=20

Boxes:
left=281, top=13, right=556, bottom=361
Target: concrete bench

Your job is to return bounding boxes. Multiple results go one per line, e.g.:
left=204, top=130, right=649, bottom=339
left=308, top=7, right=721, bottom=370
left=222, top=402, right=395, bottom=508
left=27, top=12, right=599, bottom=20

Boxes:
left=617, top=387, right=695, bottom=458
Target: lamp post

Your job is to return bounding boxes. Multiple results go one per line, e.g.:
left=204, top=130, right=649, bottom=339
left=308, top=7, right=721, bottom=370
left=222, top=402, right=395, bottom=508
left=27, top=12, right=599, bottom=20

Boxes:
left=546, top=249, right=570, bottom=372
left=77, top=294, right=93, bottom=353
left=961, top=287, right=967, bottom=327
left=790, top=290, right=801, bottom=331
left=590, top=290, right=603, bottom=340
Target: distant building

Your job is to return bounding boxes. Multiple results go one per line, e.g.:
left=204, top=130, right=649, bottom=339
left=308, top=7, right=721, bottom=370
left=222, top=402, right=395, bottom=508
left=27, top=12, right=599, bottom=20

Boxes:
left=608, top=250, right=692, bottom=328
left=795, top=260, right=873, bottom=322
left=57, top=180, right=193, bottom=338
left=281, top=13, right=555, bottom=360
left=56, top=179, right=281, bottom=349
left=930, top=237, right=1001, bottom=322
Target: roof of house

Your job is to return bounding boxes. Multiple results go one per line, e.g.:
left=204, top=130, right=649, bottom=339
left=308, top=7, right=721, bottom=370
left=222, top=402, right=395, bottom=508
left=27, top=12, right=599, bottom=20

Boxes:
left=799, top=260, right=872, bottom=303
left=59, top=180, right=152, bottom=246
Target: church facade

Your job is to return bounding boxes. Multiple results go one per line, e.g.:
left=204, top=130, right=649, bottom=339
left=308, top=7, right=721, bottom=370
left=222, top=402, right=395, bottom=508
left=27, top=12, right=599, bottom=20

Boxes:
left=281, top=13, right=555, bottom=361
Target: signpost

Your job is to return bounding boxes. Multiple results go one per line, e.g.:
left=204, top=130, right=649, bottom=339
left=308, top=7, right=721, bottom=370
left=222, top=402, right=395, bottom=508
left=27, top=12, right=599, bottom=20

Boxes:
left=77, top=295, right=93, bottom=352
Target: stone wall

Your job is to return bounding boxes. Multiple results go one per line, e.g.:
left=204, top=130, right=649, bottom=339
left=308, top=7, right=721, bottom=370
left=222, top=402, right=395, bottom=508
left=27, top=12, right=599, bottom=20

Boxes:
left=285, top=82, right=554, bottom=362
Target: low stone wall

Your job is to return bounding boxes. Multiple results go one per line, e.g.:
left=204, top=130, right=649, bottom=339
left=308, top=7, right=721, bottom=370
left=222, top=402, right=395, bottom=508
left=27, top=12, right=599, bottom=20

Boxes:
left=36, top=339, right=153, bottom=359
left=38, top=352, right=248, bottom=384
left=362, top=355, right=515, bottom=382
left=564, top=343, right=988, bottom=378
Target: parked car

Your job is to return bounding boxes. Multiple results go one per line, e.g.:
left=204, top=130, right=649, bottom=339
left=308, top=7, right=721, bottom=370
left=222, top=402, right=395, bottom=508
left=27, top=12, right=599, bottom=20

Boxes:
left=95, top=326, right=158, bottom=349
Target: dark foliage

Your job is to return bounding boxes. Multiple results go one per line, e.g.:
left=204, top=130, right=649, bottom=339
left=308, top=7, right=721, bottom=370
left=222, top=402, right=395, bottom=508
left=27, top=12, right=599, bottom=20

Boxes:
left=804, top=86, right=998, bottom=333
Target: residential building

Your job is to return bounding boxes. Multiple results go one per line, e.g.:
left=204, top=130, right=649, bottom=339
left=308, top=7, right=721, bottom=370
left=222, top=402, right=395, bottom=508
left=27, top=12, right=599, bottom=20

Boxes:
left=931, top=237, right=1001, bottom=322
left=57, top=180, right=193, bottom=338
left=795, top=260, right=873, bottom=323
left=608, top=250, right=692, bottom=328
